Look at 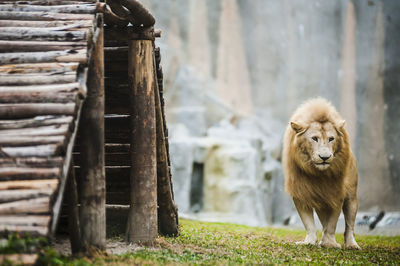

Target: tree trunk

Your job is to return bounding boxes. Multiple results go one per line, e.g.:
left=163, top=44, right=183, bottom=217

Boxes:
left=126, top=39, right=157, bottom=243
left=78, top=14, right=106, bottom=252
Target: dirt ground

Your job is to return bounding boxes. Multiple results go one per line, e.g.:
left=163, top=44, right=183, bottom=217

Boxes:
left=52, top=236, right=143, bottom=257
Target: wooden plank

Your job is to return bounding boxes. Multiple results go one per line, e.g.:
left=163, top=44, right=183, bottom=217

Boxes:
left=0, top=135, right=65, bottom=147
left=0, top=91, right=77, bottom=104
left=0, top=254, right=38, bottom=266
left=0, top=4, right=98, bottom=14
left=66, top=162, right=81, bottom=254
left=0, top=28, right=87, bottom=41
left=0, top=167, right=60, bottom=181
left=0, top=49, right=87, bottom=64
left=0, top=103, right=76, bottom=119
left=0, top=73, right=76, bottom=85
left=0, top=189, right=54, bottom=203
left=0, top=116, right=73, bottom=130
left=0, top=11, right=94, bottom=21
left=0, top=40, right=86, bottom=52
left=0, top=82, right=83, bottom=94
left=0, top=215, right=50, bottom=226
left=0, top=19, right=92, bottom=28
left=0, top=157, right=63, bottom=168
left=0, top=179, right=59, bottom=191
left=1, top=144, right=63, bottom=157
left=0, top=62, right=79, bottom=74
left=0, top=124, right=69, bottom=136
left=0, top=197, right=50, bottom=214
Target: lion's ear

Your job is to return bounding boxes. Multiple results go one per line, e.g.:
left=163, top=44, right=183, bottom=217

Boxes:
left=290, top=122, right=306, bottom=134
left=336, top=120, right=346, bottom=135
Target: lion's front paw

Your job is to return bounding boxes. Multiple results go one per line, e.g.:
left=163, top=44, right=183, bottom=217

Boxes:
left=319, top=240, right=341, bottom=249
left=345, top=241, right=361, bottom=250
left=296, top=235, right=318, bottom=245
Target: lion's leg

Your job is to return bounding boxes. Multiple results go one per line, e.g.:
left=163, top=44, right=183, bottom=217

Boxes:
left=316, top=207, right=341, bottom=248
left=343, top=196, right=361, bottom=249
left=293, top=198, right=318, bottom=245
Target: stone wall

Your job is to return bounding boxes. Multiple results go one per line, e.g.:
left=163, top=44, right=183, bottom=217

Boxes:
left=144, top=0, right=400, bottom=225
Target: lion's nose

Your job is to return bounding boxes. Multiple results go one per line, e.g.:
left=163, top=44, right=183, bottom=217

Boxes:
left=319, top=155, right=331, bottom=161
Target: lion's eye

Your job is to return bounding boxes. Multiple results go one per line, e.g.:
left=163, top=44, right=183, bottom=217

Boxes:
left=312, top=136, right=318, bottom=142
left=329, top=137, right=335, bottom=142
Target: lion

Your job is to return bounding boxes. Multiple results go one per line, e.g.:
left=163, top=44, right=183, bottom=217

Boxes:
left=282, top=98, right=360, bottom=249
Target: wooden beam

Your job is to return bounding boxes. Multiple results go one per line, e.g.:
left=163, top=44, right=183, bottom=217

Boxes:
left=79, top=14, right=105, bottom=251
left=126, top=39, right=157, bottom=243
left=0, top=197, right=50, bottom=215
left=66, top=161, right=81, bottom=254
left=0, top=49, right=87, bottom=64
left=0, top=179, right=59, bottom=190
left=0, top=103, right=76, bottom=119
left=153, top=52, right=178, bottom=236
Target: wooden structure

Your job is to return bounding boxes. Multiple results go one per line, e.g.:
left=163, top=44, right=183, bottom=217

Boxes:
left=0, top=0, right=178, bottom=263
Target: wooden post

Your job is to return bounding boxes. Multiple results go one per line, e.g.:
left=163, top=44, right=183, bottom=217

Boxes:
left=79, top=14, right=106, bottom=251
left=66, top=161, right=81, bottom=254
left=126, top=39, right=158, bottom=243
left=153, top=53, right=179, bottom=236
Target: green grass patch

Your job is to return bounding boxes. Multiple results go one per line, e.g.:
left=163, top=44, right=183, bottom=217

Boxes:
left=46, top=219, right=400, bottom=265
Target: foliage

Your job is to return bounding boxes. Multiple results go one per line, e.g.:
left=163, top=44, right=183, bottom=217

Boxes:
left=0, top=233, right=47, bottom=254
left=52, top=219, right=400, bottom=265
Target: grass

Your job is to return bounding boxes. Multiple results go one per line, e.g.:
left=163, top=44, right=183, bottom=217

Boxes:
left=42, top=219, right=399, bottom=265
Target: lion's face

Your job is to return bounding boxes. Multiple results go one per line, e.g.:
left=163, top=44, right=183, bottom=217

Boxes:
left=292, top=121, right=341, bottom=171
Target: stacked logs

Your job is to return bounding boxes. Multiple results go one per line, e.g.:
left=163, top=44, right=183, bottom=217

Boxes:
left=0, top=0, right=100, bottom=263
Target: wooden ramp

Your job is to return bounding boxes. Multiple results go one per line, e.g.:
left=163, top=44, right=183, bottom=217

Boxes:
left=0, top=1, right=101, bottom=262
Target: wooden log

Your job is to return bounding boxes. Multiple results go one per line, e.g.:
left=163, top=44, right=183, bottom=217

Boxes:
left=0, top=167, right=60, bottom=181
left=0, top=189, right=53, bottom=203
left=0, top=19, right=92, bottom=28
left=0, top=62, right=79, bottom=74
left=0, top=254, right=38, bottom=265
left=0, top=91, right=78, bottom=104
left=0, top=82, right=83, bottom=94
left=79, top=14, right=106, bottom=251
left=0, top=179, right=58, bottom=191
left=0, top=103, right=76, bottom=119
left=0, top=0, right=96, bottom=4
left=126, top=39, right=157, bottom=243
left=66, top=161, right=81, bottom=254
left=0, top=40, right=86, bottom=52
left=1, top=144, right=63, bottom=157
left=0, top=124, right=69, bottom=136
left=0, top=116, right=73, bottom=130
left=0, top=215, right=50, bottom=226
left=104, top=27, right=161, bottom=41
left=0, top=197, right=50, bottom=215
left=153, top=55, right=178, bottom=236
left=103, top=4, right=129, bottom=27
left=0, top=11, right=94, bottom=21
left=0, top=49, right=87, bottom=65
left=0, top=157, right=63, bottom=168
left=107, top=0, right=137, bottom=25
left=0, top=135, right=65, bottom=147
left=0, top=28, right=87, bottom=41
left=119, top=0, right=155, bottom=27
left=0, top=72, right=77, bottom=86
left=0, top=4, right=99, bottom=14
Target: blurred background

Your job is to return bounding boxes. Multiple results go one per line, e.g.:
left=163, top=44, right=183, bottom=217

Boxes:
left=142, top=0, right=400, bottom=228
